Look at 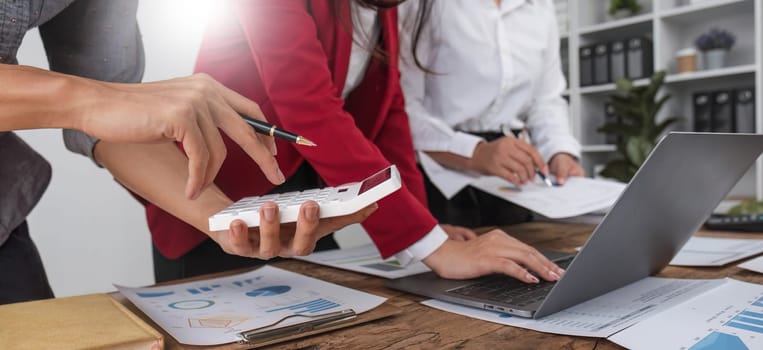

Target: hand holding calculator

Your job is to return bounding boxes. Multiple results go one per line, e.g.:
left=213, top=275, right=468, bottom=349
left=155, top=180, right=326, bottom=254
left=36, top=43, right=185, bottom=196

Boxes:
left=209, top=166, right=401, bottom=231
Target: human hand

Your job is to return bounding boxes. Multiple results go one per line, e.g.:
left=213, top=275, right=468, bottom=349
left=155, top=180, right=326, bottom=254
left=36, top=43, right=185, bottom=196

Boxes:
left=548, top=153, right=585, bottom=185
left=81, top=73, right=283, bottom=200
left=469, top=136, right=548, bottom=186
left=422, top=229, right=564, bottom=282
left=440, top=224, right=477, bottom=241
left=208, top=201, right=378, bottom=259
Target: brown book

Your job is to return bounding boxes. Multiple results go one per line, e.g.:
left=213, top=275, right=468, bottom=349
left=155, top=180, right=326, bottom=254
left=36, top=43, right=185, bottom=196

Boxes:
left=0, top=294, right=163, bottom=350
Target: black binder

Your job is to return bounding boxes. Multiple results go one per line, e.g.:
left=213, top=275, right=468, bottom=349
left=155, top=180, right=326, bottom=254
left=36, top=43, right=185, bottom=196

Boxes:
left=604, top=103, right=620, bottom=144
left=735, top=88, right=756, bottom=133
left=711, top=90, right=735, bottom=133
left=579, top=45, right=594, bottom=86
left=593, top=43, right=610, bottom=85
left=626, top=37, right=653, bottom=80
left=693, top=92, right=713, bottom=132
left=610, top=40, right=627, bottom=82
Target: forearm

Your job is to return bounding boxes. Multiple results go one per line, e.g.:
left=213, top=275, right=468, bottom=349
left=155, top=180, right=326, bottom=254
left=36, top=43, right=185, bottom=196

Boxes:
left=94, top=141, right=232, bottom=234
left=425, top=145, right=484, bottom=173
left=0, top=64, right=101, bottom=131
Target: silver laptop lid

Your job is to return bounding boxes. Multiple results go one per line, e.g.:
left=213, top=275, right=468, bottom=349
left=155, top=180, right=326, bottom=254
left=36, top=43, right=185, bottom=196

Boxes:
left=535, top=133, right=763, bottom=318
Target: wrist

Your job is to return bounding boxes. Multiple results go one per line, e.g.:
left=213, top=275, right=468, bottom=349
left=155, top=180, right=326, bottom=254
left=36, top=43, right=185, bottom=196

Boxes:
left=465, top=142, right=485, bottom=172
left=51, top=72, right=117, bottom=134
left=198, top=190, right=234, bottom=235
left=422, top=238, right=458, bottom=274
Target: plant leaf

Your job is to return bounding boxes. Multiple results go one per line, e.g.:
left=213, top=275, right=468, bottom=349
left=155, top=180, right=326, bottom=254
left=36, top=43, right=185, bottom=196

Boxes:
left=652, top=116, right=683, bottom=139
left=599, top=159, right=636, bottom=183
left=625, top=137, right=654, bottom=167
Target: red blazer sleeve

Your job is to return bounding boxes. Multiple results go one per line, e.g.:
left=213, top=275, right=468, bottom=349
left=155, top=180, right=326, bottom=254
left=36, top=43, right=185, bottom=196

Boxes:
left=227, top=0, right=437, bottom=257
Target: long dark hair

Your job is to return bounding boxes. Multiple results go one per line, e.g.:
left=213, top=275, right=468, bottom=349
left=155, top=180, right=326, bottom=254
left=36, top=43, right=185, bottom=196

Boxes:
left=336, top=0, right=432, bottom=71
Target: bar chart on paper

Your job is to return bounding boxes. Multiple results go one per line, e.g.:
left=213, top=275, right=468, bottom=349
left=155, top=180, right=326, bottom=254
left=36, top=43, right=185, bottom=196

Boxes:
left=609, top=279, right=763, bottom=350
left=116, top=266, right=386, bottom=346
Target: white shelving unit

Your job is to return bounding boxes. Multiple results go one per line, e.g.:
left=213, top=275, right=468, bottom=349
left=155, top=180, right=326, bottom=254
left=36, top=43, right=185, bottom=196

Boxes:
left=558, top=0, right=763, bottom=198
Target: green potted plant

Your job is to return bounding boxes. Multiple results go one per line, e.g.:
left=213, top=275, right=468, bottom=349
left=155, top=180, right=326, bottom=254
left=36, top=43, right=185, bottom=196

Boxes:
left=597, top=71, right=682, bottom=182
left=608, top=0, right=641, bottom=19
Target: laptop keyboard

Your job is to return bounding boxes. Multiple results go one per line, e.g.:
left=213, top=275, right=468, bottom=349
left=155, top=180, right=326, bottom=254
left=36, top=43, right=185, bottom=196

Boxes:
left=447, top=256, right=574, bottom=307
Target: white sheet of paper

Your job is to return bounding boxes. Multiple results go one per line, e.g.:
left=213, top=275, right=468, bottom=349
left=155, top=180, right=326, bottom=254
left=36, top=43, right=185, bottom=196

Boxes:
left=418, top=151, right=479, bottom=199
left=670, top=237, right=763, bottom=266
left=739, top=255, right=763, bottom=273
left=117, top=266, right=386, bottom=346
left=421, top=277, right=722, bottom=338
left=295, top=244, right=431, bottom=279
left=470, top=176, right=626, bottom=219
left=609, top=279, right=763, bottom=350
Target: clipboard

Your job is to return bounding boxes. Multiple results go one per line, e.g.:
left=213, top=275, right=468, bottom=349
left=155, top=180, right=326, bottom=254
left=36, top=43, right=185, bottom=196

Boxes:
left=111, top=292, right=402, bottom=349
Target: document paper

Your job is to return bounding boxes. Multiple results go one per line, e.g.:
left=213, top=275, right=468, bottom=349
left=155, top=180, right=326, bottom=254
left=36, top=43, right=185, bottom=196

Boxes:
left=422, top=277, right=722, bottom=337
left=118, top=266, right=386, bottom=345
left=470, top=176, right=626, bottom=219
left=295, top=244, right=431, bottom=279
left=739, top=255, right=763, bottom=274
left=610, top=279, right=763, bottom=350
left=670, top=237, right=763, bottom=266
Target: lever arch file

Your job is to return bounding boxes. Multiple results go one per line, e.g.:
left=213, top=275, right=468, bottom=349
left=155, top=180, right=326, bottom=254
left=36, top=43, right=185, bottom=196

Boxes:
left=711, top=90, right=735, bottom=133
left=626, top=37, right=653, bottom=80
left=693, top=92, right=713, bottom=132
left=593, top=43, right=610, bottom=85
left=735, top=88, right=756, bottom=133
left=579, top=45, right=594, bottom=86
left=610, top=40, right=627, bottom=82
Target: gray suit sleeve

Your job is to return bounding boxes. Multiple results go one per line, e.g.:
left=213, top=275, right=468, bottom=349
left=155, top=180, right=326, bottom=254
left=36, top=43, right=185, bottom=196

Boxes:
left=38, top=0, right=145, bottom=164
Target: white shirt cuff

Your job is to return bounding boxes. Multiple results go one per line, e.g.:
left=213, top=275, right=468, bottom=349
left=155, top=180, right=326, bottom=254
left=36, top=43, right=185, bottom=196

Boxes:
left=393, top=225, right=449, bottom=266
left=449, top=132, right=484, bottom=158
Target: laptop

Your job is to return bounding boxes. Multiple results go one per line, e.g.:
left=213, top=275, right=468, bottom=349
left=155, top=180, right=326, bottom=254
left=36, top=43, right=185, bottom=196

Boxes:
left=386, top=132, right=763, bottom=319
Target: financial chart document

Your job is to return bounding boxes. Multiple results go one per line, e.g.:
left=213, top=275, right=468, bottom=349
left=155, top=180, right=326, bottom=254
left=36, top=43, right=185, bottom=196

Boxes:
left=610, top=279, right=763, bottom=350
left=295, top=244, right=431, bottom=279
left=422, top=277, right=723, bottom=337
left=117, top=266, right=386, bottom=345
left=470, top=176, right=626, bottom=219
left=670, top=237, right=763, bottom=267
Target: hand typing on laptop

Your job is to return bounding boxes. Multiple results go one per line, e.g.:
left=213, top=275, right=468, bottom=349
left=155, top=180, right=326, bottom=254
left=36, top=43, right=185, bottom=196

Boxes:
left=423, top=229, right=565, bottom=283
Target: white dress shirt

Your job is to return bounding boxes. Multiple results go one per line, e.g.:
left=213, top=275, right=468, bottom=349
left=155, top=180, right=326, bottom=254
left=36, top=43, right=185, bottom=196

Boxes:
left=344, top=2, right=448, bottom=265
left=399, top=0, right=581, bottom=196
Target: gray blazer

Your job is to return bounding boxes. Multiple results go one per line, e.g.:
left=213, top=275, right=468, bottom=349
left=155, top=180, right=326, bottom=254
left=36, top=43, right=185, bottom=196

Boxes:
left=0, top=0, right=144, bottom=244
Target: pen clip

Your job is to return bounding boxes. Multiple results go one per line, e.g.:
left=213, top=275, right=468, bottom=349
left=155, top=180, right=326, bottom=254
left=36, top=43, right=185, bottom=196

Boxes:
left=236, top=309, right=357, bottom=344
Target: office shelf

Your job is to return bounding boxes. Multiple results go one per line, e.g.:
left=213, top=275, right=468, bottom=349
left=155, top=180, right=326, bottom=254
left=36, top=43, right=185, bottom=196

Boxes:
left=557, top=0, right=763, bottom=198
left=664, top=64, right=756, bottom=84
left=582, top=144, right=617, bottom=153
left=578, top=13, right=653, bottom=36
left=579, top=78, right=649, bottom=95
left=660, top=0, right=752, bottom=23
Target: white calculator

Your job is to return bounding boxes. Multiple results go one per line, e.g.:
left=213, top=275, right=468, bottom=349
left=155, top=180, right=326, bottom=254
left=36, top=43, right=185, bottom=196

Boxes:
left=208, top=165, right=401, bottom=231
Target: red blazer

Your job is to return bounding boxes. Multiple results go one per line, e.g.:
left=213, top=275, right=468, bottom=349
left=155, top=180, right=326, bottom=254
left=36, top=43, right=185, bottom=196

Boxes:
left=145, top=0, right=438, bottom=259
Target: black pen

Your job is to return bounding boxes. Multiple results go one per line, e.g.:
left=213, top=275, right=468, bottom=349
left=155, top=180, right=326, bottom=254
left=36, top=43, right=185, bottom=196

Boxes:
left=240, top=114, right=317, bottom=147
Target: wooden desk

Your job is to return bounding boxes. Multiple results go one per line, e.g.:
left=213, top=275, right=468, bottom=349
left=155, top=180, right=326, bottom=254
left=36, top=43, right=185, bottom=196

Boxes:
left=120, top=222, right=763, bottom=350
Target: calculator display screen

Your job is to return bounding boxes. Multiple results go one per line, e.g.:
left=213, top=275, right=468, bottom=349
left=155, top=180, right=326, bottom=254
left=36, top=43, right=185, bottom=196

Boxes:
left=359, top=168, right=391, bottom=194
